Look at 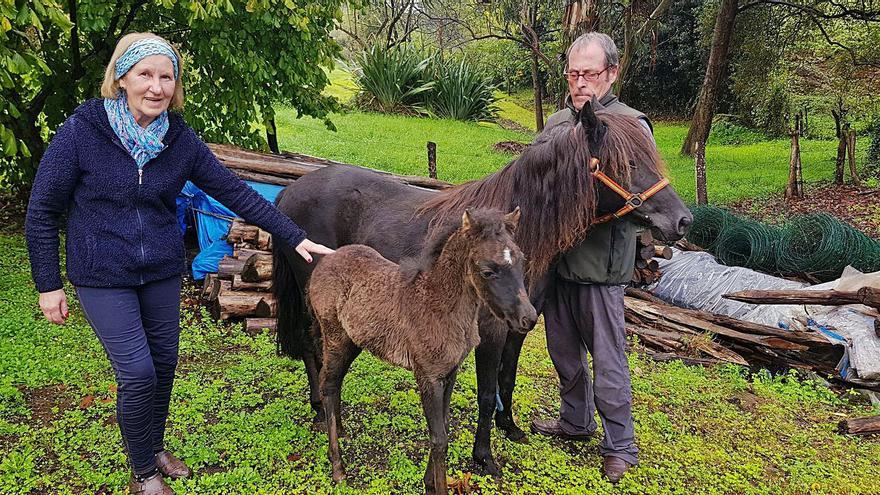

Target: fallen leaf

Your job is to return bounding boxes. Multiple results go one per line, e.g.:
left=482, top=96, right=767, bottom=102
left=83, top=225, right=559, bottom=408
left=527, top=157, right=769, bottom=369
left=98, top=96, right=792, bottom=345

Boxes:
left=287, top=454, right=301, bottom=462
left=108, top=384, right=117, bottom=393
left=79, top=395, right=94, bottom=409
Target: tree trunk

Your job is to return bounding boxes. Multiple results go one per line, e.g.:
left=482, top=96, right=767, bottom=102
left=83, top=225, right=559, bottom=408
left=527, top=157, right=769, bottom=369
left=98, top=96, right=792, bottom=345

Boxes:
left=266, top=116, right=279, bottom=154
left=531, top=50, right=545, bottom=132
left=695, top=140, right=708, bottom=204
left=680, top=0, right=738, bottom=156
left=836, top=123, right=848, bottom=185
left=848, top=130, right=860, bottom=185
left=785, top=117, right=802, bottom=199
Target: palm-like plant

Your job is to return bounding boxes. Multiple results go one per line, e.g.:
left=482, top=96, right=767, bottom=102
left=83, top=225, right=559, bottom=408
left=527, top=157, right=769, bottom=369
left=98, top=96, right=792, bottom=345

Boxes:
left=354, top=45, right=434, bottom=114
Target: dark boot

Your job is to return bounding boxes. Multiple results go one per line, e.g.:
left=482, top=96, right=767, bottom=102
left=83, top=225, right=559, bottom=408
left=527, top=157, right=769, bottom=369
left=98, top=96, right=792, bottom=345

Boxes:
left=156, top=451, right=192, bottom=480
left=530, top=418, right=595, bottom=441
left=602, top=455, right=632, bottom=483
left=129, top=472, right=174, bottom=495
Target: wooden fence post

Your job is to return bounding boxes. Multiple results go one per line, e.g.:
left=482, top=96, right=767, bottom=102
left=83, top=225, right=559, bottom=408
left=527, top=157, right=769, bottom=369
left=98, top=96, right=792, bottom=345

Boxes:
left=427, top=141, right=437, bottom=179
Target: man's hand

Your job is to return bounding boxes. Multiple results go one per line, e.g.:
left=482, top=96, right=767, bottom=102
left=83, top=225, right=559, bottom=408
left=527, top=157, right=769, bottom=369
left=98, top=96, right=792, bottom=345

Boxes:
left=39, top=289, right=69, bottom=325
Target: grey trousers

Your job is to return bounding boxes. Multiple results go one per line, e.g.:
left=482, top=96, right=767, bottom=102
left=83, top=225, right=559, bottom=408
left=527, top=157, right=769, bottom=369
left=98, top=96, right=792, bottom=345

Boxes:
left=544, top=280, right=638, bottom=465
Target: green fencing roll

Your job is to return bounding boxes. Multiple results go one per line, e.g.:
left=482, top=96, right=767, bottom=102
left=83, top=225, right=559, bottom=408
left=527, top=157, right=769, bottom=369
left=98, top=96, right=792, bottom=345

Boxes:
left=714, top=220, right=782, bottom=272
left=688, top=207, right=880, bottom=282
left=687, top=206, right=741, bottom=251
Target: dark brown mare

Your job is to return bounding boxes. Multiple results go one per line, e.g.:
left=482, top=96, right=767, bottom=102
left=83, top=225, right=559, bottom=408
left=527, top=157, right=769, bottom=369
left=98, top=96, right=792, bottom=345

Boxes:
left=273, top=105, right=693, bottom=475
left=308, top=208, right=535, bottom=494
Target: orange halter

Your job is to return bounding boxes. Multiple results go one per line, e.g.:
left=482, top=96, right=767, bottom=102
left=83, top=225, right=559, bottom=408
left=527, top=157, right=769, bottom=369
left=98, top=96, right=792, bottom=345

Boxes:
left=588, top=157, right=670, bottom=225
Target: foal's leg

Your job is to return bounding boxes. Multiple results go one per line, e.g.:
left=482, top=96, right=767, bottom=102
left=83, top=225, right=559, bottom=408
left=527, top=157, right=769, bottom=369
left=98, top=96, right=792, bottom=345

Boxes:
left=303, top=347, right=324, bottom=423
left=417, top=373, right=449, bottom=495
left=495, top=331, right=528, bottom=442
left=320, top=334, right=361, bottom=483
left=472, top=318, right=506, bottom=476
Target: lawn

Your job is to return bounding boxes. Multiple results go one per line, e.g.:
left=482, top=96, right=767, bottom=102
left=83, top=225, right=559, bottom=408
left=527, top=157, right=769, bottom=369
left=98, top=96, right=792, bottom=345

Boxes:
left=276, top=71, right=856, bottom=205
left=2, top=230, right=879, bottom=494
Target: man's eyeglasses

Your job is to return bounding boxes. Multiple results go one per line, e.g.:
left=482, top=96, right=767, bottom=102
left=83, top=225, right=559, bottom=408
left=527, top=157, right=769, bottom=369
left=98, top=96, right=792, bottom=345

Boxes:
left=564, top=66, right=615, bottom=82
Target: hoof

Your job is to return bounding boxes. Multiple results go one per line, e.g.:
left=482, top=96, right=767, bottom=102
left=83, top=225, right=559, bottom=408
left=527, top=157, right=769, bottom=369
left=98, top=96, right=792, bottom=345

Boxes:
left=313, top=409, right=326, bottom=423
left=495, top=414, right=528, bottom=443
left=472, top=454, right=501, bottom=477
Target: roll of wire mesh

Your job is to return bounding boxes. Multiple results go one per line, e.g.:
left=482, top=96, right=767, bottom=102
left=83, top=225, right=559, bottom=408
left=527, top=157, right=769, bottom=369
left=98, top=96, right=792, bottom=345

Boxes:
left=714, top=220, right=782, bottom=272
left=687, top=205, right=741, bottom=250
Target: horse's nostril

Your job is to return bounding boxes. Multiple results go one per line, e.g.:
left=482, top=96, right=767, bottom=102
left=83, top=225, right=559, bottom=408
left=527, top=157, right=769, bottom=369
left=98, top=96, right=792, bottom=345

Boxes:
left=678, top=214, right=694, bottom=235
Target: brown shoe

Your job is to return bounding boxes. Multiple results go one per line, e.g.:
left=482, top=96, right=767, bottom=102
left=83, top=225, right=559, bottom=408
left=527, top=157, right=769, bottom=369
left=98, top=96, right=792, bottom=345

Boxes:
left=156, top=450, right=192, bottom=480
left=530, top=418, right=595, bottom=441
left=129, top=473, right=174, bottom=495
left=602, top=455, right=632, bottom=483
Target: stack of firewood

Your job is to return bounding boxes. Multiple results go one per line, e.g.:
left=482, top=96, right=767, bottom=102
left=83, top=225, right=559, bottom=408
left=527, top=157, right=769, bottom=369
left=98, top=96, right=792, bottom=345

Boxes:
left=200, top=219, right=278, bottom=332
left=631, top=231, right=672, bottom=286
left=624, top=288, right=844, bottom=375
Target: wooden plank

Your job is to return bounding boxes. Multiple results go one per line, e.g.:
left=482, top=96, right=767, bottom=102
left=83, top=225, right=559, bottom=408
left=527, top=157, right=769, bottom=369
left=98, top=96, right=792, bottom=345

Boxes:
left=724, top=288, right=880, bottom=310
left=838, top=415, right=880, bottom=435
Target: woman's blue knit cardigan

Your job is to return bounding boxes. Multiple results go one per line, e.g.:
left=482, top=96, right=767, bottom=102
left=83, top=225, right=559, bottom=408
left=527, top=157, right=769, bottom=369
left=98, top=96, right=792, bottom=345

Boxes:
left=26, top=98, right=307, bottom=293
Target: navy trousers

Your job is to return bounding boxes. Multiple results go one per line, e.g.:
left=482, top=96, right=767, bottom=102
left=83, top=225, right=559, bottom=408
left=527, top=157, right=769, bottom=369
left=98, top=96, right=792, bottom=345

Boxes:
left=76, top=275, right=182, bottom=475
left=543, top=281, right=639, bottom=465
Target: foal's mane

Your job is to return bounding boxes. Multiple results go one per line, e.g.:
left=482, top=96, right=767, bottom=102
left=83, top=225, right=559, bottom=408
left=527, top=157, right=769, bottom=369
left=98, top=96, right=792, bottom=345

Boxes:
left=418, top=111, right=665, bottom=281
left=400, top=209, right=508, bottom=284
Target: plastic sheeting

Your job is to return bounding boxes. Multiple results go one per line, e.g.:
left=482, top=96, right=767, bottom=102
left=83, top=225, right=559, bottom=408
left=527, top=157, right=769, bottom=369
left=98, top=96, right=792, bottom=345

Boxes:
left=650, top=249, right=880, bottom=382
left=176, top=181, right=285, bottom=280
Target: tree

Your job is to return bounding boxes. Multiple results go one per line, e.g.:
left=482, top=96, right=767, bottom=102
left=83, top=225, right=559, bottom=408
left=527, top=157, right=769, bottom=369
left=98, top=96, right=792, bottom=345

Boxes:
left=1, top=0, right=344, bottom=189
left=681, top=0, right=880, bottom=156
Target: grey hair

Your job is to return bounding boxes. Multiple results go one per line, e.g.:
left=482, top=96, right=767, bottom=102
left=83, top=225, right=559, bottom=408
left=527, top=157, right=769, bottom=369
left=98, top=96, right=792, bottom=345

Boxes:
left=566, top=32, right=619, bottom=69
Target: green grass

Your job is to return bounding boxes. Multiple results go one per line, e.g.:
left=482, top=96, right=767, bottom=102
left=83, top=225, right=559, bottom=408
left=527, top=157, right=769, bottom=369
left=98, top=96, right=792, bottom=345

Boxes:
left=287, top=69, right=858, bottom=204
left=275, top=107, right=532, bottom=183
left=2, top=230, right=879, bottom=494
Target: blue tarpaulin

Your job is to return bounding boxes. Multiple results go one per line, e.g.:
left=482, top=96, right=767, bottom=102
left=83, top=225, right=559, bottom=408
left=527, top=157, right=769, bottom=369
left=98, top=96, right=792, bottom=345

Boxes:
left=176, top=181, right=285, bottom=280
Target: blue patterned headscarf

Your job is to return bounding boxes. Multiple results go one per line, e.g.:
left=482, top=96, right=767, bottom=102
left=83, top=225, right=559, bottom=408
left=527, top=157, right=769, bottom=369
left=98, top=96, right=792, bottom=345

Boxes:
left=104, top=92, right=169, bottom=169
left=114, top=38, right=179, bottom=80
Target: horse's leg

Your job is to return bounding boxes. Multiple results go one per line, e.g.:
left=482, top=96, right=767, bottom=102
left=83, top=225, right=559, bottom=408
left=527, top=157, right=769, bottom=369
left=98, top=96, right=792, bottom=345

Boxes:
left=495, top=274, right=551, bottom=442
left=494, top=331, right=528, bottom=442
left=320, top=335, right=361, bottom=483
left=303, top=347, right=324, bottom=423
left=417, top=372, right=449, bottom=495
left=472, top=317, right=505, bottom=476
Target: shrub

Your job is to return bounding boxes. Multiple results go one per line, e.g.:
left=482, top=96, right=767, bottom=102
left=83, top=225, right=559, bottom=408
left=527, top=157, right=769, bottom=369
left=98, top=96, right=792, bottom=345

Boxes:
left=353, top=45, right=433, bottom=114
left=427, top=59, right=497, bottom=122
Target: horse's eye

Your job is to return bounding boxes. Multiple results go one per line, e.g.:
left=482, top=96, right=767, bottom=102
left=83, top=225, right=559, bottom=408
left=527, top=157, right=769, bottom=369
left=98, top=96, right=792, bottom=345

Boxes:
left=481, top=268, right=499, bottom=279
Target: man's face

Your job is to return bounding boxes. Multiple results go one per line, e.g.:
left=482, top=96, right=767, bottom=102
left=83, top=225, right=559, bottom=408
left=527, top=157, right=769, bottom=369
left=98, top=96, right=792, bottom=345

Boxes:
left=566, top=41, right=618, bottom=111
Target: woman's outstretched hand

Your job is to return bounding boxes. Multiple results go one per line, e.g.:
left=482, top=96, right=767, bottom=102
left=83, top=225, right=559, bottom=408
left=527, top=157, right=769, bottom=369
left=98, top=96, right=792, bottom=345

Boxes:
left=295, top=238, right=335, bottom=264
left=39, top=289, right=69, bottom=325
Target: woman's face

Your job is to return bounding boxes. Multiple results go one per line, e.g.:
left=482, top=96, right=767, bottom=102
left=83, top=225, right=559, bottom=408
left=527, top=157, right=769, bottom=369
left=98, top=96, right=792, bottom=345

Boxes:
left=119, top=54, right=176, bottom=127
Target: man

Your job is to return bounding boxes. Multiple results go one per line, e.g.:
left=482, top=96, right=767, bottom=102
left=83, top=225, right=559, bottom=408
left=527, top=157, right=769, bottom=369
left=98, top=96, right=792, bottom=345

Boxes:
left=530, top=32, right=651, bottom=483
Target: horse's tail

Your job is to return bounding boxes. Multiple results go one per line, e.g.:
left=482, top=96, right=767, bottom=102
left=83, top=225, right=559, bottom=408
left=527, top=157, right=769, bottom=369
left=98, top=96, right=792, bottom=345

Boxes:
left=274, top=247, right=310, bottom=359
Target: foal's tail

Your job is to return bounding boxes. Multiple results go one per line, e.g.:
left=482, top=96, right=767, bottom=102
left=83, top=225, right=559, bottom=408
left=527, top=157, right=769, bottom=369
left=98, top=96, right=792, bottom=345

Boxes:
left=274, top=247, right=311, bottom=359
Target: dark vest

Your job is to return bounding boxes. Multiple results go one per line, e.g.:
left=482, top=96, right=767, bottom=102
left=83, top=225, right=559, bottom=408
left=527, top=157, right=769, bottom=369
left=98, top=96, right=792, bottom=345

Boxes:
left=542, top=93, right=651, bottom=285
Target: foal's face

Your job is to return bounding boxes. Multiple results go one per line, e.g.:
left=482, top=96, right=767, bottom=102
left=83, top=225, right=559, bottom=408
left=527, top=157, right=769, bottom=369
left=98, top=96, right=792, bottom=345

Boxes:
left=464, top=209, right=537, bottom=334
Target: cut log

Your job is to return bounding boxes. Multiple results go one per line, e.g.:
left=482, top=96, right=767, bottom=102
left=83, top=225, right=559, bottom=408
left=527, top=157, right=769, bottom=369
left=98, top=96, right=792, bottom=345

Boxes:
left=653, top=245, right=673, bottom=259
left=838, top=415, right=880, bottom=435
left=724, top=288, right=880, bottom=310
left=638, top=230, right=654, bottom=247
left=245, top=317, right=277, bottom=333
left=257, top=229, right=272, bottom=251
left=233, top=274, right=273, bottom=291
left=255, top=295, right=278, bottom=317
left=206, top=279, right=231, bottom=303
left=646, top=259, right=659, bottom=271
left=213, top=290, right=267, bottom=320
left=227, top=220, right=260, bottom=244
left=231, top=169, right=296, bottom=186
left=241, top=253, right=274, bottom=282
left=217, top=256, right=246, bottom=280
left=675, top=238, right=704, bottom=251
left=638, top=245, right=655, bottom=260
left=233, top=248, right=272, bottom=259
left=208, top=143, right=452, bottom=191
left=201, top=273, right=217, bottom=299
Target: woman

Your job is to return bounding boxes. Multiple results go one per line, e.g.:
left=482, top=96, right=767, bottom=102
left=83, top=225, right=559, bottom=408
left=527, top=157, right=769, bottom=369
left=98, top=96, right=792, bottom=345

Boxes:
left=25, top=33, right=332, bottom=495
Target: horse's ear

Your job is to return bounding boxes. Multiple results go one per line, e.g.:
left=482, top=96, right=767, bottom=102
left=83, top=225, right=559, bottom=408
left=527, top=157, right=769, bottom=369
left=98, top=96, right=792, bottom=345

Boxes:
left=461, top=209, right=473, bottom=231
left=578, top=97, right=600, bottom=131
left=504, top=206, right=521, bottom=233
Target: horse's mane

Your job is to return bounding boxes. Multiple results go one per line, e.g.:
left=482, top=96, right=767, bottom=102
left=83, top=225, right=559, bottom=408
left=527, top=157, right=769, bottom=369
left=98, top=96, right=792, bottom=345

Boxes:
left=400, top=208, right=507, bottom=284
left=417, top=111, right=665, bottom=281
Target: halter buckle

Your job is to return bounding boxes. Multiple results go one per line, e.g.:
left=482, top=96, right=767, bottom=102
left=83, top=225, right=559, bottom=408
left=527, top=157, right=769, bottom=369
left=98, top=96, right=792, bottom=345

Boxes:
left=626, top=195, right=644, bottom=209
